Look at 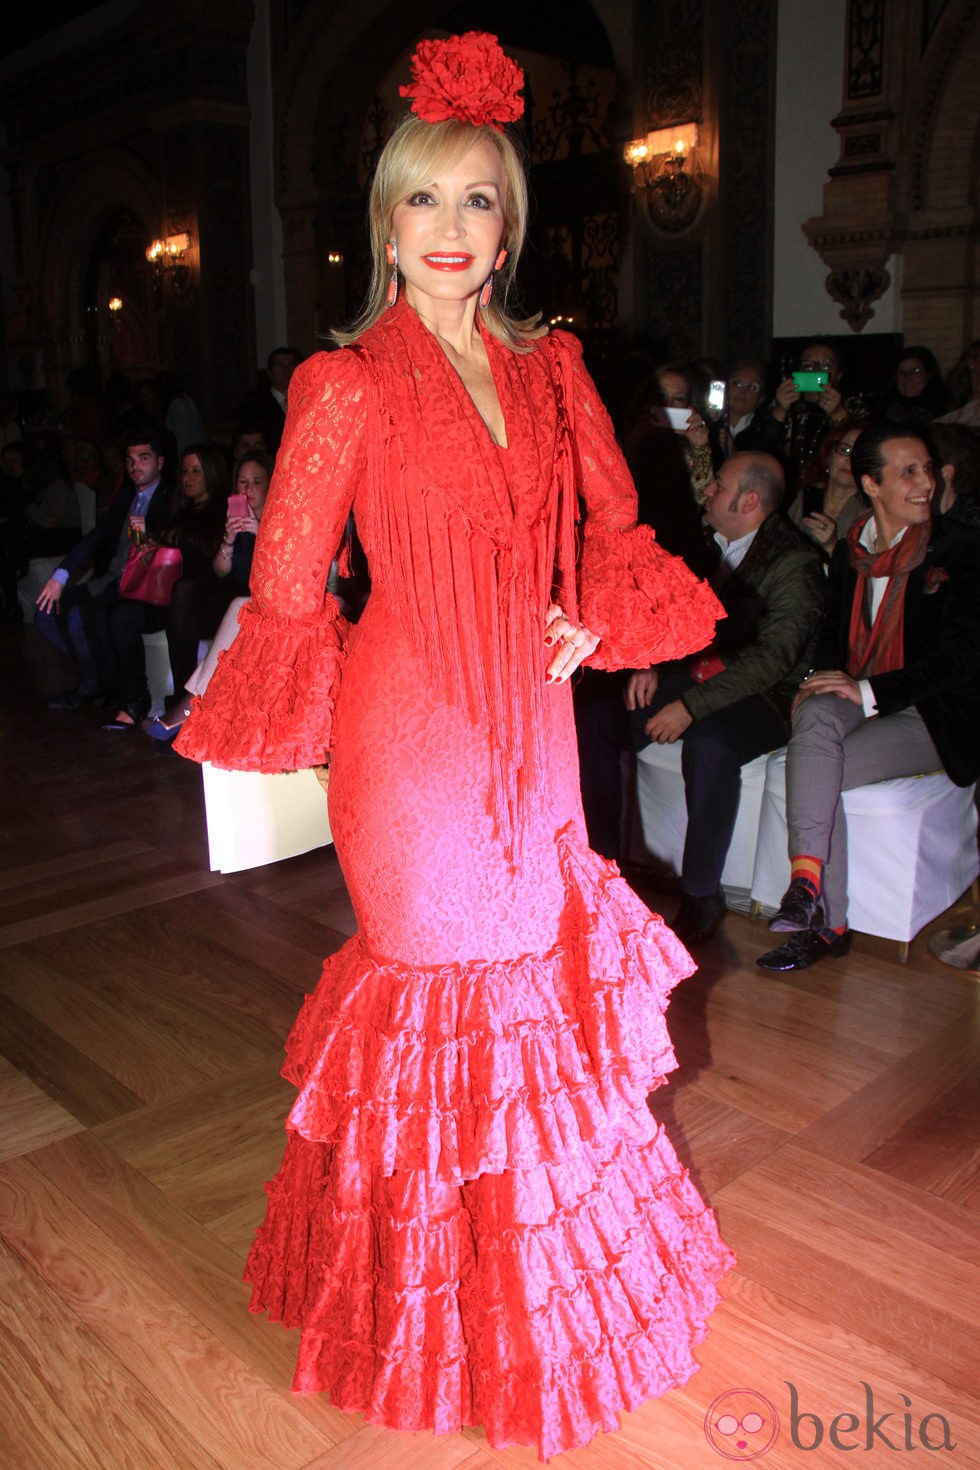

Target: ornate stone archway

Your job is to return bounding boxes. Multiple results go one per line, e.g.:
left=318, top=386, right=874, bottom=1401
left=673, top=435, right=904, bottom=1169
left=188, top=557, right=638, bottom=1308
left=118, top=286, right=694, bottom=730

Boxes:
left=37, top=154, right=160, bottom=404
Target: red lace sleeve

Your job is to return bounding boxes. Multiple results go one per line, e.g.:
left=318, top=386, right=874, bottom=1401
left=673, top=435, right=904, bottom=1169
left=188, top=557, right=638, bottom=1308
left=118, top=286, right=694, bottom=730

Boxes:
left=175, top=350, right=368, bottom=770
left=555, top=332, right=723, bottom=670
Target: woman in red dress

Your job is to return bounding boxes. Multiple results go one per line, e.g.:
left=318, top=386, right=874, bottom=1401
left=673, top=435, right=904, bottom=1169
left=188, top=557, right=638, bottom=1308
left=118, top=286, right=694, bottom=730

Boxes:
left=178, top=34, right=733, bottom=1459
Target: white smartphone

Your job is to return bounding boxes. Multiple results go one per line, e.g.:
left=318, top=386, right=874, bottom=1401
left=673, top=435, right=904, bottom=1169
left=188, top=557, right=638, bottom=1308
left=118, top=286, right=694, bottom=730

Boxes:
left=707, top=380, right=726, bottom=413
left=664, top=406, right=691, bottom=431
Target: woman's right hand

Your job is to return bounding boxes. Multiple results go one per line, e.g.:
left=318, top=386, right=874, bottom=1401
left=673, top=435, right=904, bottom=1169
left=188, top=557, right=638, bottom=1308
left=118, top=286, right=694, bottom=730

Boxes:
left=225, top=511, right=258, bottom=539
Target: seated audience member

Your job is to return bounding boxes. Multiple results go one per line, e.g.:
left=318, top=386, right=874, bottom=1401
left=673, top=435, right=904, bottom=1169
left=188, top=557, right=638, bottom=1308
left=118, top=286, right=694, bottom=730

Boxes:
left=620, top=367, right=714, bottom=578
left=36, top=428, right=173, bottom=708
left=145, top=450, right=272, bottom=740
left=719, top=359, right=768, bottom=455
left=576, top=451, right=825, bottom=943
left=653, top=361, right=717, bottom=503
left=931, top=422, right=980, bottom=530
left=934, top=423, right=980, bottom=532
left=102, top=442, right=228, bottom=729
left=62, top=436, right=106, bottom=517
left=880, top=345, right=951, bottom=427
left=157, top=444, right=233, bottom=701
left=211, top=451, right=270, bottom=590
left=788, top=420, right=865, bottom=559
left=752, top=340, right=867, bottom=495
left=937, top=339, right=980, bottom=428
left=20, top=448, right=82, bottom=558
left=758, top=423, right=980, bottom=972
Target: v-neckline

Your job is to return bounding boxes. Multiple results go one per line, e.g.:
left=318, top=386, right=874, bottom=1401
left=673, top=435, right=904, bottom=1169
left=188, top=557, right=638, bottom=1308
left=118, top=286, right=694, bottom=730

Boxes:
left=433, top=318, right=511, bottom=451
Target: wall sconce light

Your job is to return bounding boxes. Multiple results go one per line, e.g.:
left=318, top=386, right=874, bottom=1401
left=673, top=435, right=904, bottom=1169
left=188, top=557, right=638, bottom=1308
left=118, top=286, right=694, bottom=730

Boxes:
left=327, top=251, right=344, bottom=266
left=146, top=232, right=193, bottom=297
left=624, top=122, right=702, bottom=231
left=108, top=297, right=123, bottom=314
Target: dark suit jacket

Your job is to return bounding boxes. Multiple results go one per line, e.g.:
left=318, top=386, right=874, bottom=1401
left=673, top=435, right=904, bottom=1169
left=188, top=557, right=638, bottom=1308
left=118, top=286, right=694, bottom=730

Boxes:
left=680, top=512, right=826, bottom=728
left=814, top=518, right=980, bottom=785
left=58, top=478, right=173, bottom=584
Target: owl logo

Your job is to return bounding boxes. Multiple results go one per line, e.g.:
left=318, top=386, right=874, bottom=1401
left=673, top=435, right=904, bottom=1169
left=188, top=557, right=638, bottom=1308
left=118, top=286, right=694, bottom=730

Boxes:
left=704, top=1388, right=780, bottom=1460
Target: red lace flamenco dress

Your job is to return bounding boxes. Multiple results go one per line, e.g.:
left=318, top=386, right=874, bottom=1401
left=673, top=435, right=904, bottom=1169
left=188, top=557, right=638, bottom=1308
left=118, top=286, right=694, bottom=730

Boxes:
left=177, top=301, right=735, bottom=1459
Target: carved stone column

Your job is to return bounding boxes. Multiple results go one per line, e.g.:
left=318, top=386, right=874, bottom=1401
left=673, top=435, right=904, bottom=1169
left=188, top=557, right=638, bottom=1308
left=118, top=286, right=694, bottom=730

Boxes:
left=802, top=0, right=901, bottom=331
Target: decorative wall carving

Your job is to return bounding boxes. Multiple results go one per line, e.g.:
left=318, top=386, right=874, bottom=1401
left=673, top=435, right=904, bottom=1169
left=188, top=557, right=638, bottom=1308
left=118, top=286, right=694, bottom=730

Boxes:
left=643, top=0, right=703, bottom=129
left=847, top=0, right=886, bottom=98
left=825, top=264, right=891, bottom=330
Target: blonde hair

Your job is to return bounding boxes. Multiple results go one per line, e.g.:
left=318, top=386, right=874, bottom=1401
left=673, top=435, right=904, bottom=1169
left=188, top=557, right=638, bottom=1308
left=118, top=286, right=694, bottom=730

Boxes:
left=333, top=115, right=542, bottom=349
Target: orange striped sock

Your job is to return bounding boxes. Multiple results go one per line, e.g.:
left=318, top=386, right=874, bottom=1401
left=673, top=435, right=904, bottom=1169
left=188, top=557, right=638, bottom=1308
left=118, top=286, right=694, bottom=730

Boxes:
left=790, top=854, right=822, bottom=897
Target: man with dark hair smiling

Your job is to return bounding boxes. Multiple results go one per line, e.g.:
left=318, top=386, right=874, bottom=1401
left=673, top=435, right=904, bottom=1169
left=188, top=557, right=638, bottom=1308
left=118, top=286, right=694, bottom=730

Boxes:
left=759, top=423, right=980, bottom=971
left=36, top=428, right=172, bottom=709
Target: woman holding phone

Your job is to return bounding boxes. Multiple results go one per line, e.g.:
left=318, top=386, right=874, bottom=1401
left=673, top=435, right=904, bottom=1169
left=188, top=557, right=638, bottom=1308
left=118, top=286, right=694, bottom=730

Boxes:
left=145, top=450, right=274, bottom=738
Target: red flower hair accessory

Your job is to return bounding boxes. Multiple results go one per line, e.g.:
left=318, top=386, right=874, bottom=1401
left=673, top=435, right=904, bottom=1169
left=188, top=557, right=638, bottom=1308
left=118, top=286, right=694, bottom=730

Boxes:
left=399, top=32, right=525, bottom=132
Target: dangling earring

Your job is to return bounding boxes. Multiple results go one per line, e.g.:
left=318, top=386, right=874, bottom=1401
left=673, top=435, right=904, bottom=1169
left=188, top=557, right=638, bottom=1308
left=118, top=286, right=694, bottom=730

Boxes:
left=479, top=248, right=508, bottom=311
left=386, top=240, right=398, bottom=307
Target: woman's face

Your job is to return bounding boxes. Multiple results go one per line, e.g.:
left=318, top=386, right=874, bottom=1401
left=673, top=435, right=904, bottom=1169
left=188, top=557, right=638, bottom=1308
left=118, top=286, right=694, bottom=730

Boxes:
left=896, top=357, right=927, bottom=399
left=181, top=453, right=208, bottom=506
left=657, top=372, right=690, bottom=408
left=237, top=462, right=270, bottom=518
left=390, top=138, right=507, bottom=314
left=827, top=428, right=861, bottom=493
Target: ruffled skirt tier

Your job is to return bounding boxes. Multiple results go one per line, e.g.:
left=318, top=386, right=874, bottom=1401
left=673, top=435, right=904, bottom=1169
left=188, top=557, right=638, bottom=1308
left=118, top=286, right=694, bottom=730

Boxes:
left=245, top=839, right=734, bottom=1459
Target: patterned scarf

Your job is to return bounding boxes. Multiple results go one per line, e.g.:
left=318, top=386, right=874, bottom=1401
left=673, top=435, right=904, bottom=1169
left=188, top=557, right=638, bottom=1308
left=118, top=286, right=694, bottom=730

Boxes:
left=845, top=512, right=930, bottom=678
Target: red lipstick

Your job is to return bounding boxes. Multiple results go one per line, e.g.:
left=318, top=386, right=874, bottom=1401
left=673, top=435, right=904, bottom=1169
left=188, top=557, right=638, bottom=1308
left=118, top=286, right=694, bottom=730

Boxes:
left=422, top=254, right=475, bottom=271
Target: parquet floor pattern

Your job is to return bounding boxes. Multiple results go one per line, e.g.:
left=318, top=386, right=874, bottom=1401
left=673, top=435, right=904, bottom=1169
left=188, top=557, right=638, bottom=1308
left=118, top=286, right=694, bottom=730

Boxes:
left=1, top=627, right=978, bottom=1469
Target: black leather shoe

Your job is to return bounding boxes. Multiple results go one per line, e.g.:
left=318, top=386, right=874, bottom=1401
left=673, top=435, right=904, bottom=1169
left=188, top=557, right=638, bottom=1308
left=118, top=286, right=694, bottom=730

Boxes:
left=48, top=689, right=85, bottom=710
left=672, top=890, right=727, bottom=944
left=47, top=685, right=106, bottom=710
left=101, top=700, right=149, bottom=731
left=768, top=879, right=824, bottom=932
left=756, top=928, right=852, bottom=972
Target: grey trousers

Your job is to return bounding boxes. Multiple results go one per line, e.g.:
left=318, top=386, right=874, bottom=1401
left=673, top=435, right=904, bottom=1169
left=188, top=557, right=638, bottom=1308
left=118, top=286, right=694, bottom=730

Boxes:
left=785, top=694, right=941, bottom=929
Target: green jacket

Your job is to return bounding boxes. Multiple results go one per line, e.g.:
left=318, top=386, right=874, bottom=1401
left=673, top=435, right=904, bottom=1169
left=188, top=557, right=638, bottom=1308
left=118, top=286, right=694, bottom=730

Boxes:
left=680, top=513, right=825, bottom=727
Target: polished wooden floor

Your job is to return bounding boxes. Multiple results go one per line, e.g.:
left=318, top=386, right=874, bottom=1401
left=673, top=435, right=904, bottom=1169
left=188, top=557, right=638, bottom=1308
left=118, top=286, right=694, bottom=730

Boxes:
left=1, top=625, right=978, bottom=1470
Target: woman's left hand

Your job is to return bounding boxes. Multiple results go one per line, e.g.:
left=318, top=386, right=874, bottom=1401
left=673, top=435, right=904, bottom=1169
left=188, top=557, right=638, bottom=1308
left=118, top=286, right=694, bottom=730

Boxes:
left=802, top=511, right=838, bottom=551
left=544, top=604, right=600, bottom=682
left=683, top=411, right=709, bottom=448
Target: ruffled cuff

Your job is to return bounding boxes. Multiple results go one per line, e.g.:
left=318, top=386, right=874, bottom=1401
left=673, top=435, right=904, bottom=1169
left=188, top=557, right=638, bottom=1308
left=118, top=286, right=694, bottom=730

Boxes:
left=578, top=523, right=723, bottom=671
left=175, top=599, right=349, bottom=770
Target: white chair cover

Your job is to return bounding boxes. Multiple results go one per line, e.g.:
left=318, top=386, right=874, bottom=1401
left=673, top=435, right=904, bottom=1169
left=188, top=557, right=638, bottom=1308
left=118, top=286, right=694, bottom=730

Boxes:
left=634, top=740, right=774, bottom=894
left=202, top=763, right=333, bottom=874
left=751, top=748, right=979, bottom=942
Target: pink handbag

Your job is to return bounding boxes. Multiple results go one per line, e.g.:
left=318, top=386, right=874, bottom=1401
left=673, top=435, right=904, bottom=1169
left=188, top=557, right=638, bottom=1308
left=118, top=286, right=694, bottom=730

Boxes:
left=118, top=545, right=183, bottom=605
